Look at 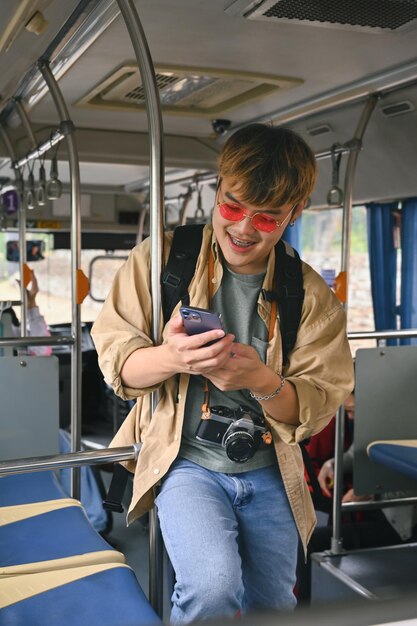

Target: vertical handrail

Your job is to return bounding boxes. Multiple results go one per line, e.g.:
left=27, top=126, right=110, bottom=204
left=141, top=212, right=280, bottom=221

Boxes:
left=0, top=125, right=26, bottom=333
left=38, top=59, right=82, bottom=500
left=331, top=95, right=378, bottom=554
left=115, top=0, right=165, bottom=615
left=14, top=99, right=38, bottom=339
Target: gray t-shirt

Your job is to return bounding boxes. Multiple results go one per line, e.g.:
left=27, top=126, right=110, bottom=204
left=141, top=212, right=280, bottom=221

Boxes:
left=179, top=263, right=276, bottom=473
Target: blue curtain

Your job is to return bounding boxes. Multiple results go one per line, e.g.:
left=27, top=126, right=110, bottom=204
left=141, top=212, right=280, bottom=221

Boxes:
left=366, top=202, right=398, bottom=344
left=283, top=215, right=302, bottom=254
left=400, top=198, right=417, bottom=345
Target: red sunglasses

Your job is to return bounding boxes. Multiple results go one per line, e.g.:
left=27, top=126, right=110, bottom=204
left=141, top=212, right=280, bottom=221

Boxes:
left=217, top=201, right=296, bottom=233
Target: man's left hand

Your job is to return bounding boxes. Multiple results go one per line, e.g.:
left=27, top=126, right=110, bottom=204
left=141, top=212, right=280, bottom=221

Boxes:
left=205, top=342, right=266, bottom=391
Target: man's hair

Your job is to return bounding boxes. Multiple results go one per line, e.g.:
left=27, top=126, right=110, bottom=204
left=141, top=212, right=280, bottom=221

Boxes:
left=218, top=123, right=317, bottom=208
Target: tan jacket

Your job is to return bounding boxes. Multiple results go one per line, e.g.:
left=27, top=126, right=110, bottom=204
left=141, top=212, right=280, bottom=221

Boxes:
left=91, top=225, right=354, bottom=552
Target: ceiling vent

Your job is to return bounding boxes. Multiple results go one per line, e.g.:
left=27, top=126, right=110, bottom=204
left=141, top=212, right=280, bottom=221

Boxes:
left=307, top=123, right=332, bottom=137
left=77, top=64, right=302, bottom=117
left=225, top=0, right=417, bottom=33
left=380, top=100, right=415, bottom=117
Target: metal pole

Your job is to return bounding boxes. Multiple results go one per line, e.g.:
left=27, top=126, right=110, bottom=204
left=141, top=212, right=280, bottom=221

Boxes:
left=331, top=95, right=378, bottom=554
left=38, top=60, right=82, bottom=500
left=14, top=99, right=37, bottom=149
left=17, top=193, right=27, bottom=341
left=0, top=0, right=120, bottom=124
left=0, top=335, right=74, bottom=348
left=341, top=496, right=417, bottom=512
left=348, top=329, right=417, bottom=341
left=13, top=128, right=66, bottom=169
left=12, top=100, right=39, bottom=344
left=0, top=445, right=141, bottom=476
left=0, top=125, right=27, bottom=335
left=115, top=0, right=165, bottom=614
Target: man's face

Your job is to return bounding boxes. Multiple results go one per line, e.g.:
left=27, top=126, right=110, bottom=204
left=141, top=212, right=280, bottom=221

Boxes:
left=212, top=177, right=304, bottom=275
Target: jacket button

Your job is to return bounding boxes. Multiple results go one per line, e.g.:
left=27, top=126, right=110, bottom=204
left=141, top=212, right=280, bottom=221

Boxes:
left=153, top=468, right=160, bottom=475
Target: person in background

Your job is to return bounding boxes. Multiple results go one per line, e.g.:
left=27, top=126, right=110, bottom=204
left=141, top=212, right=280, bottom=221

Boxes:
left=92, top=123, right=354, bottom=623
left=10, top=271, right=52, bottom=357
left=303, top=392, right=354, bottom=487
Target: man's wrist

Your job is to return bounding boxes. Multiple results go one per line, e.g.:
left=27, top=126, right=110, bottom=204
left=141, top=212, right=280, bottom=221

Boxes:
left=249, top=371, right=285, bottom=402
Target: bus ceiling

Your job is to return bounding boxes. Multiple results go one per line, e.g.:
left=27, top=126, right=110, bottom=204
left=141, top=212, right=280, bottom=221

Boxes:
left=0, top=1, right=417, bottom=207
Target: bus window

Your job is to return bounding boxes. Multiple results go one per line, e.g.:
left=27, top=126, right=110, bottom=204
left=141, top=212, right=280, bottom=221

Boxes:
left=301, top=205, right=375, bottom=354
left=0, top=234, right=127, bottom=325
left=88, top=254, right=128, bottom=303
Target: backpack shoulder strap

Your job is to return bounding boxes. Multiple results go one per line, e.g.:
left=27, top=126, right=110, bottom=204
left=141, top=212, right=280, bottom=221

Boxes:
left=275, top=240, right=304, bottom=365
left=263, top=239, right=304, bottom=365
left=160, top=224, right=205, bottom=324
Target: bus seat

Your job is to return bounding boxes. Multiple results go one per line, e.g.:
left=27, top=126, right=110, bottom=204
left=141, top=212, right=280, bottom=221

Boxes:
left=367, top=440, right=417, bottom=481
left=0, top=563, right=162, bottom=626
left=0, top=470, right=67, bottom=506
left=354, top=346, right=417, bottom=495
left=0, top=499, right=124, bottom=574
left=0, top=490, right=161, bottom=625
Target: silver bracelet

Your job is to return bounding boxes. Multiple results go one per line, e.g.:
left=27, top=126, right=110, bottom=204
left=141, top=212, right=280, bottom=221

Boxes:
left=249, top=374, right=285, bottom=401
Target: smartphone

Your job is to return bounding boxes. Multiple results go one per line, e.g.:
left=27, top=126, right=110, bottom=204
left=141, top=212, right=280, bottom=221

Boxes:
left=179, top=306, right=225, bottom=344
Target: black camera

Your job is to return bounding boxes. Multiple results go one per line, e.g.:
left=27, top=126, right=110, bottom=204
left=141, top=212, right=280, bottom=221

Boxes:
left=195, top=405, right=266, bottom=463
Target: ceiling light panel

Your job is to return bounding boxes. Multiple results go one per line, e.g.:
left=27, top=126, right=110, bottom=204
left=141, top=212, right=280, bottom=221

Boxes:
left=77, top=64, right=303, bottom=117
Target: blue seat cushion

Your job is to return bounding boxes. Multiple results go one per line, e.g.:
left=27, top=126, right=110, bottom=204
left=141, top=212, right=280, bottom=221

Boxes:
left=0, top=566, right=162, bottom=626
left=368, top=443, right=417, bottom=481
left=0, top=506, right=113, bottom=567
left=0, top=471, right=66, bottom=506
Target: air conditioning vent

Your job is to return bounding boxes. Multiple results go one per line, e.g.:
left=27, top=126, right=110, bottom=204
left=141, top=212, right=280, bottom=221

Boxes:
left=226, top=0, right=417, bottom=33
left=380, top=100, right=415, bottom=117
left=307, top=123, right=332, bottom=137
left=77, top=64, right=303, bottom=117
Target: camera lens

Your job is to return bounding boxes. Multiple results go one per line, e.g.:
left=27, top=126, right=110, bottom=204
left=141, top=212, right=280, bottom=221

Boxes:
left=224, top=431, right=256, bottom=463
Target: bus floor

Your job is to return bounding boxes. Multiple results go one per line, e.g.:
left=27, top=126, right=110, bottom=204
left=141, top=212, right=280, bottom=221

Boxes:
left=311, top=541, right=417, bottom=603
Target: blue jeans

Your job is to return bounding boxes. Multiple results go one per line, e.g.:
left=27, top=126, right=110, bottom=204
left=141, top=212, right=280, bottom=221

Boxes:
left=155, top=458, right=298, bottom=624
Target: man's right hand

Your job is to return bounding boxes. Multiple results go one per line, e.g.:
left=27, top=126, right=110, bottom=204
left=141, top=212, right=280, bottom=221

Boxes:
left=166, top=314, right=235, bottom=375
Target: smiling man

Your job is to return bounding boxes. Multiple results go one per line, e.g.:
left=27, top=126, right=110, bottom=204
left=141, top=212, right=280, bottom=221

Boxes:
left=92, top=123, right=354, bottom=623
left=214, top=179, right=298, bottom=274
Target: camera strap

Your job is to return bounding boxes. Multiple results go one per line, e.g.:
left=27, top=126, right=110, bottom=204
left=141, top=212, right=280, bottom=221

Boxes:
left=200, top=250, right=272, bottom=445
left=200, top=250, right=215, bottom=420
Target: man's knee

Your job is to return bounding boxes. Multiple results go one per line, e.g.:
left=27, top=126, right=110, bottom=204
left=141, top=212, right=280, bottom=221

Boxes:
left=172, top=566, right=243, bottom=622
